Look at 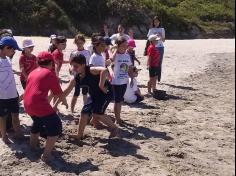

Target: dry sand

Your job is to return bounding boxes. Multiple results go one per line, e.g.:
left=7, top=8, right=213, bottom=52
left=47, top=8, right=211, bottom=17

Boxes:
left=0, top=37, right=235, bottom=176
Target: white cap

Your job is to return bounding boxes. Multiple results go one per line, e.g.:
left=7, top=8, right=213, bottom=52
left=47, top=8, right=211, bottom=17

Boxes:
left=50, top=34, right=57, bottom=39
left=148, top=34, right=161, bottom=42
left=22, top=38, right=35, bottom=49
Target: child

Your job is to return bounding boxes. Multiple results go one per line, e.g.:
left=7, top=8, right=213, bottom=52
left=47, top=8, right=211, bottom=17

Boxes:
left=110, top=37, right=133, bottom=125
left=127, top=39, right=141, bottom=66
left=23, top=51, right=68, bottom=162
left=128, top=28, right=134, bottom=39
left=110, top=24, right=130, bottom=43
left=62, top=54, right=118, bottom=140
left=48, top=34, right=57, bottom=53
left=147, top=35, right=161, bottom=94
left=124, top=67, right=144, bottom=104
left=0, top=36, right=23, bottom=144
left=19, top=38, right=37, bottom=89
left=70, top=34, right=91, bottom=113
left=52, top=36, right=67, bottom=77
left=102, top=37, right=113, bottom=65
left=89, top=36, right=107, bottom=67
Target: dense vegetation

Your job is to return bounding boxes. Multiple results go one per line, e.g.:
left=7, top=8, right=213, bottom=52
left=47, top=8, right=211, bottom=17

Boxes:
left=0, top=0, right=235, bottom=38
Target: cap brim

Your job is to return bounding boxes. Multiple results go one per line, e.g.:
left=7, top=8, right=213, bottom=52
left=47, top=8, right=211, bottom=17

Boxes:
left=16, top=47, right=23, bottom=51
left=22, top=45, right=35, bottom=49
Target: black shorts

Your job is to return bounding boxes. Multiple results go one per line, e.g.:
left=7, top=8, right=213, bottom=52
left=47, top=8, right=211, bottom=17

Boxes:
left=81, top=86, right=113, bottom=116
left=0, top=98, right=19, bottom=117
left=21, top=80, right=26, bottom=90
left=149, top=67, right=159, bottom=78
left=31, top=113, right=62, bottom=137
left=113, top=84, right=127, bottom=103
left=73, top=81, right=89, bottom=97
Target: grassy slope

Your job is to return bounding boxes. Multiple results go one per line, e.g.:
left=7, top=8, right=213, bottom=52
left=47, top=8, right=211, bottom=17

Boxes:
left=0, top=0, right=235, bottom=38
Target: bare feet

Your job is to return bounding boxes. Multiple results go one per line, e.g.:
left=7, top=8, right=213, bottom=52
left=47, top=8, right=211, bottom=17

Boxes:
left=116, top=119, right=125, bottom=126
left=69, top=134, right=83, bottom=141
left=109, top=128, right=119, bottom=138
left=41, top=154, right=54, bottom=163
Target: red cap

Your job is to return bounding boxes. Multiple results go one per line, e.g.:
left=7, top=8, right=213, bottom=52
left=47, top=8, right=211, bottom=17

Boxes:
left=37, top=52, right=53, bottom=62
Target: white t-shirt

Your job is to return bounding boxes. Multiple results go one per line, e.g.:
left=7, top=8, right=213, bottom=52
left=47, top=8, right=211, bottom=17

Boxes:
left=111, top=53, right=132, bottom=85
left=110, top=33, right=130, bottom=43
left=89, top=53, right=105, bottom=67
left=0, top=57, right=18, bottom=99
left=124, top=78, right=138, bottom=103
left=147, top=27, right=165, bottom=48
left=70, top=49, right=91, bottom=65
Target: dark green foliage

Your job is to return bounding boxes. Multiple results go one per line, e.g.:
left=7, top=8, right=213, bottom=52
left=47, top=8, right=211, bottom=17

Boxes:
left=0, top=0, right=234, bottom=38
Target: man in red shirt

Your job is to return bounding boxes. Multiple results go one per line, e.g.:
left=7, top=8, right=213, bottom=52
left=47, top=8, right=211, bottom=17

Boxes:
left=52, top=36, right=67, bottom=77
left=24, top=51, right=68, bottom=162
left=147, top=35, right=161, bottom=94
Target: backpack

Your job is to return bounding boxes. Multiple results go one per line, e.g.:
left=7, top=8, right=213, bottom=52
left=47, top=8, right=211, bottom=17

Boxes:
left=153, top=89, right=168, bottom=100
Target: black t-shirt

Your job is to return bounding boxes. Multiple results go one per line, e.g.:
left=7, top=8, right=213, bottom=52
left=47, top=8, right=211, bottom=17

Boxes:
left=75, top=66, right=110, bottom=98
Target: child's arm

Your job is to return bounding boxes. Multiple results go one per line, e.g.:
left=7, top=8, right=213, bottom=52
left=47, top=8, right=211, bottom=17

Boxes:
left=55, top=61, right=62, bottom=77
left=53, top=78, right=76, bottom=109
left=109, top=47, right=118, bottom=62
left=90, top=67, right=109, bottom=93
left=19, top=64, right=28, bottom=79
left=134, top=56, right=141, bottom=65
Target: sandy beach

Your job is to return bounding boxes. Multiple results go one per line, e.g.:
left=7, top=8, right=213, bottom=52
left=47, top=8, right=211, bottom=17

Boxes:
left=0, top=37, right=235, bottom=176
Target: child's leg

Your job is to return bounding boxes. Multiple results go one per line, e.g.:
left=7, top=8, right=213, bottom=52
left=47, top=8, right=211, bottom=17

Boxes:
left=42, top=136, right=58, bottom=162
left=0, top=117, right=10, bottom=144
left=152, top=77, right=157, bottom=92
left=94, top=114, right=118, bottom=138
left=114, top=102, right=122, bottom=124
left=70, top=96, right=78, bottom=113
left=11, top=113, right=23, bottom=137
left=70, top=113, right=89, bottom=140
left=148, top=80, right=152, bottom=93
left=113, top=85, right=126, bottom=124
left=30, top=133, right=40, bottom=150
left=83, top=95, right=88, bottom=105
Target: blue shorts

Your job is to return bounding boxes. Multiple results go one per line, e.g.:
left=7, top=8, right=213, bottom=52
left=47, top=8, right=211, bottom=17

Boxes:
left=31, top=113, right=62, bottom=137
left=0, top=98, right=19, bottom=117
left=113, top=84, right=127, bottom=103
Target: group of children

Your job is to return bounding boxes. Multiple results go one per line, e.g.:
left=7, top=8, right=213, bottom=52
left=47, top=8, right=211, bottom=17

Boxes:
left=0, top=20, right=165, bottom=162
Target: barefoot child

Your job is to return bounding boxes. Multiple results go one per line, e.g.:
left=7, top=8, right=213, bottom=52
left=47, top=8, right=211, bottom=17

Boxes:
left=63, top=54, right=118, bottom=140
left=52, top=36, right=67, bottom=77
left=147, top=35, right=161, bottom=94
left=124, top=67, right=144, bottom=104
left=127, top=39, right=141, bottom=66
left=110, top=37, right=133, bottom=125
left=0, top=36, right=23, bottom=144
left=70, top=34, right=91, bottom=113
left=19, top=38, right=37, bottom=89
left=23, top=52, right=68, bottom=162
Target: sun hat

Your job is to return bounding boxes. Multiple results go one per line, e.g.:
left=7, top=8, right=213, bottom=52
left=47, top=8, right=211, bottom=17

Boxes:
left=148, top=34, right=161, bottom=42
left=128, top=39, right=136, bottom=48
left=37, top=51, right=53, bottom=62
left=50, top=34, right=57, bottom=40
left=0, top=36, right=22, bottom=51
left=22, top=38, right=35, bottom=49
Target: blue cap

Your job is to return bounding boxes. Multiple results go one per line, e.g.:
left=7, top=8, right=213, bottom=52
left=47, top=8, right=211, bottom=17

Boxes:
left=104, top=37, right=113, bottom=46
left=0, top=36, right=22, bottom=51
